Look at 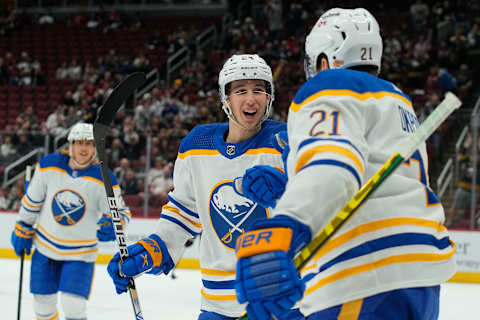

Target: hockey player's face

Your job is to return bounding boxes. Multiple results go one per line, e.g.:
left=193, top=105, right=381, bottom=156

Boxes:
left=228, top=79, right=270, bottom=129
left=72, top=140, right=95, bottom=165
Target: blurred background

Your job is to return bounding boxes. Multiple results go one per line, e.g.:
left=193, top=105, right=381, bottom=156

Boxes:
left=0, top=0, right=478, bottom=228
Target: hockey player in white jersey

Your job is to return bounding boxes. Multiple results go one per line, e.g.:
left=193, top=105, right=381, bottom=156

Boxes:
left=11, top=122, right=131, bottom=320
left=106, top=54, right=304, bottom=319
left=234, top=8, right=457, bottom=320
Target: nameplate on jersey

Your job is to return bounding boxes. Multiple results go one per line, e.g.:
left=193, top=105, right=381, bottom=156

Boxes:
left=209, top=180, right=267, bottom=249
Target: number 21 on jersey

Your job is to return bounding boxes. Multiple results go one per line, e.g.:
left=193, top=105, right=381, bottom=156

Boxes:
left=309, top=109, right=340, bottom=136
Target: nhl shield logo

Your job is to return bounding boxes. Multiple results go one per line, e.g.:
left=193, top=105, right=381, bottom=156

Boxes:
left=226, top=145, right=236, bottom=156
left=51, top=189, right=86, bottom=226
left=209, top=180, right=267, bottom=249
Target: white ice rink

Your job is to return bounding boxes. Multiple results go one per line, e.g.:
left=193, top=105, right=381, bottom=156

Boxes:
left=1, top=258, right=478, bottom=319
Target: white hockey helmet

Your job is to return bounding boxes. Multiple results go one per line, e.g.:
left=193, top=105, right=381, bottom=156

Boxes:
left=67, top=122, right=94, bottom=142
left=67, top=122, right=96, bottom=168
left=218, top=54, right=274, bottom=126
left=304, top=8, right=383, bottom=79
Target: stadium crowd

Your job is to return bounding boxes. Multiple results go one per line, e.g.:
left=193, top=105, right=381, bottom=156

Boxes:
left=0, top=0, right=478, bottom=220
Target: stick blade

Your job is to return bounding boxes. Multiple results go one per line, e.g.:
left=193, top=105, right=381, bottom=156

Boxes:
left=95, top=72, right=147, bottom=126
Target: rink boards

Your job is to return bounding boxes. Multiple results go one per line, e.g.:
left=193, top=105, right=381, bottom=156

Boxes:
left=1, top=211, right=479, bottom=283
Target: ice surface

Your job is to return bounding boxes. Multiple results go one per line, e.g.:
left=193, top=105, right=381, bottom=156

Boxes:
left=1, top=258, right=478, bottom=319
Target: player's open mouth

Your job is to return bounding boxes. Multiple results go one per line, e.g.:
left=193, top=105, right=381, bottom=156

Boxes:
left=243, top=110, right=257, bottom=119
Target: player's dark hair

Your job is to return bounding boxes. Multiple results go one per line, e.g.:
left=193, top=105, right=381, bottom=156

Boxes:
left=317, top=53, right=379, bottom=75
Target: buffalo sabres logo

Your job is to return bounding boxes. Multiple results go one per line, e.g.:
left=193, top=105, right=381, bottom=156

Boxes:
left=51, top=189, right=86, bottom=226
left=209, top=180, right=267, bottom=249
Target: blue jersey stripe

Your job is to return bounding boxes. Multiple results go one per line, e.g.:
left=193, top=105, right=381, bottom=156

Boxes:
left=202, top=279, right=236, bottom=290
left=298, top=159, right=362, bottom=190
left=319, top=233, right=451, bottom=273
left=26, top=193, right=43, bottom=204
left=167, top=194, right=199, bottom=219
left=161, top=214, right=199, bottom=237
left=21, top=204, right=40, bottom=213
left=36, top=230, right=98, bottom=250
left=298, top=137, right=365, bottom=162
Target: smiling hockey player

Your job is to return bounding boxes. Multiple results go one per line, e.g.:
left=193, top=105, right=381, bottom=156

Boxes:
left=11, top=122, right=131, bottom=320
left=106, top=54, right=303, bottom=319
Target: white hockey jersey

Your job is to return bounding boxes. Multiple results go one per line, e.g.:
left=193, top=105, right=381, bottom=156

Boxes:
left=154, top=120, right=286, bottom=317
left=273, top=69, right=456, bottom=316
left=19, top=152, right=131, bottom=262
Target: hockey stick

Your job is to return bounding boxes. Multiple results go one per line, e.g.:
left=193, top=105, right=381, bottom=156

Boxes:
left=17, top=165, right=32, bottom=320
left=93, top=72, right=147, bottom=320
left=236, top=92, right=462, bottom=320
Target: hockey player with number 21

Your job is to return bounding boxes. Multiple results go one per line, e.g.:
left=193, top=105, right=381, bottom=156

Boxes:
left=10, top=122, right=131, bottom=320
left=106, top=54, right=304, bottom=319
left=234, top=8, right=457, bottom=320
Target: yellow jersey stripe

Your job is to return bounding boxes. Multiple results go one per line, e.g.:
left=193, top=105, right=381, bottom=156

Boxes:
left=338, top=299, right=363, bottom=320
left=39, top=166, right=67, bottom=174
left=305, top=242, right=456, bottom=296
left=290, top=89, right=413, bottom=113
left=178, top=148, right=281, bottom=159
left=162, top=205, right=202, bottom=229
left=37, top=224, right=98, bottom=244
left=22, top=196, right=42, bottom=209
left=200, top=288, right=237, bottom=301
left=201, top=268, right=236, bottom=276
left=244, top=148, right=281, bottom=155
left=295, top=145, right=364, bottom=175
left=36, top=311, right=59, bottom=320
left=34, top=235, right=98, bottom=256
left=178, top=149, right=221, bottom=159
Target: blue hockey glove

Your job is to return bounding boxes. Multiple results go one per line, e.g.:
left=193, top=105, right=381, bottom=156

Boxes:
left=96, top=214, right=116, bottom=242
left=235, top=215, right=311, bottom=320
left=107, top=233, right=174, bottom=294
left=11, top=221, right=35, bottom=256
left=96, top=214, right=125, bottom=242
left=236, top=165, right=287, bottom=208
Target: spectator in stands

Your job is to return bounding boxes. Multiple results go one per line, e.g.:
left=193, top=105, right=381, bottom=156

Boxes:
left=169, top=115, right=188, bottom=141
left=46, top=105, right=67, bottom=137
left=121, top=122, right=141, bottom=161
left=447, top=132, right=480, bottom=227
left=67, top=59, right=82, bottom=80
left=410, top=0, right=430, bottom=31
left=7, top=185, right=23, bottom=210
left=120, top=168, right=139, bottom=196
left=0, top=134, right=17, bottom=165
left=110, top=138, right=126, bottom=166
left=0, top=187, right=8, bottom=210
left=456, top=63, right=473, bottom=100
left=467, top=22, right=480, bottom=48
left=149, top=161, right=173, bottom=204
left=113, top=158, right=131, bottom=187
left=64, top=105, right=82, bottom=128
left=56, top=61, right=68, bottom=80
left=437, top=66, right=457, bottom=94
left=16, top=133, right=34, bottom=158
left=16, top=105, right=39, bottom=131
left=133, top=93, right=152, bottom=131
left=160, top=102, right=179, bottom=128
left=264, top=0, right=283, bottom=40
